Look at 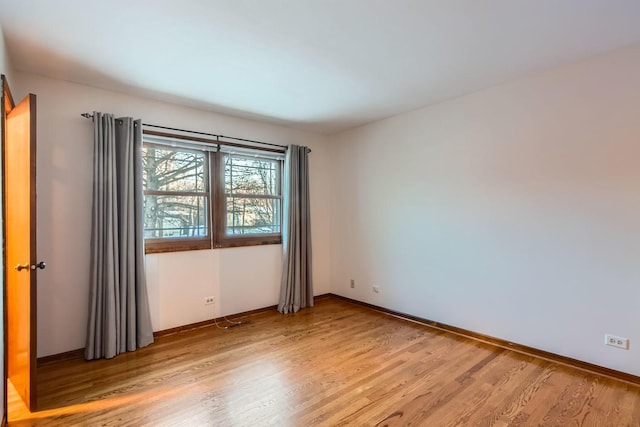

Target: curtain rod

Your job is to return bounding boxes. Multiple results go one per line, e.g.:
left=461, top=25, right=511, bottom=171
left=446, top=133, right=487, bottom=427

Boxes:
left=80, top=113, right=287, bottom=150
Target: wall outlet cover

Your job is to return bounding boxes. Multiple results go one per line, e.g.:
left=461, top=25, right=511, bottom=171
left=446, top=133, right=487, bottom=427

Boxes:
left=605, top=334, right=629, bottom=350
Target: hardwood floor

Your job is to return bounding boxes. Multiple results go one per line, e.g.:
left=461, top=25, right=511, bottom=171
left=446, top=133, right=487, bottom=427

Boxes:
left=9, top=297, right=640, bottom=426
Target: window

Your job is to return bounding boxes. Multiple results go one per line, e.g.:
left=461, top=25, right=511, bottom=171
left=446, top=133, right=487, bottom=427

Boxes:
left=142, top=145, right=209, bottom=239
left=142, top=133, right=283, bottom=253
left=224, top=154, right=281, bottom=235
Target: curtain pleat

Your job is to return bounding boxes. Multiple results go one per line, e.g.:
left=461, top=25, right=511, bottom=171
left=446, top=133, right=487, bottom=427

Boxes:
left=278, top=145, right=313, bottom=314
left=85, top=112, right=154, bottom=360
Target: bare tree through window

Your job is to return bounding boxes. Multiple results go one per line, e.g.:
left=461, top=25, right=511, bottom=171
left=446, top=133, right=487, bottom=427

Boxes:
left=142, top=145, right=208, bottom=239
left=224, top=154, right=281, bottom=235
left=141, top=136, right=284, bottom=252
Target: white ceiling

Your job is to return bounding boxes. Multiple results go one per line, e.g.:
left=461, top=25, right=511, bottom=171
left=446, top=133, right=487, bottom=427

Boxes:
left=1, top=1, right=640, bottom=134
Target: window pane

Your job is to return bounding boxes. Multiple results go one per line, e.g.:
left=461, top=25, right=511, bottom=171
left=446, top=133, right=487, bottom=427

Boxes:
left=224, top=155, right=279, bottom=196
left=226, top=197, right=281, bottom=235
left=142, top=146, right=206, bottom=192
left=144, top=195, right=208, bottom=239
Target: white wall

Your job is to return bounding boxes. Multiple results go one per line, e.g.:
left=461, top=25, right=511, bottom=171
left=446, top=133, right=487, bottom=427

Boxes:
left=11, top=73, right=331, bottom=357
left=145, top=245, right=283, bottom=331
left=0, top=23, right=10, bottom=83
left=330, top=44, right=640, bottom=376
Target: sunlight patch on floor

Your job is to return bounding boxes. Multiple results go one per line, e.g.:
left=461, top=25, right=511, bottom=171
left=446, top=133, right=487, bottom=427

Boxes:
left=8, top=380, right=190, bottom=424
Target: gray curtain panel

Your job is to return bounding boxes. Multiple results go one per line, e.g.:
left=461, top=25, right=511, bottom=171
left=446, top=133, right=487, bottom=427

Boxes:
left=85, top=112, right=154, bottom=360
left=278, top=145, right=313, bottom=314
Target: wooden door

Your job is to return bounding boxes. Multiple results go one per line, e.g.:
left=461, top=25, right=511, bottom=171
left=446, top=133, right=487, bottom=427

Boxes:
left=2, top=75, right=38, bottom=411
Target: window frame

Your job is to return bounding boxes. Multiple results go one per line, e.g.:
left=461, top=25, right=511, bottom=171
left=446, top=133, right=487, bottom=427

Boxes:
left=142, top=130, right=284, bottom=254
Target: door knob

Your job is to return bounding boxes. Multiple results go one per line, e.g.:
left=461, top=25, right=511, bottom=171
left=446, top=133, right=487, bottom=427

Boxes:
left=14, top=263, right=29, bottom=271
left=32, top=261, right=46, bottom=270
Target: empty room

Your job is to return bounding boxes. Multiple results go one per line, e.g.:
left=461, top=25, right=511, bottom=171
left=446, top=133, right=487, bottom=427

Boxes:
left=1, top=1, right=640, bottom=425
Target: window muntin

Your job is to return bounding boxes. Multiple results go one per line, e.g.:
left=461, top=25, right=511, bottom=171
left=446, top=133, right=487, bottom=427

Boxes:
left=141, top=135, right=284, bottom=252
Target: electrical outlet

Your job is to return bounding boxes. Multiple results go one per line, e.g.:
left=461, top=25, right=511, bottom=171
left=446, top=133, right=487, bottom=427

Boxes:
left=350, top=279, right=355, bottom=289
left=204, top=296, right=215, bottom=305
left=372, top=285, right=380, bottom=293
left=605, top=334, right=629, bottom=350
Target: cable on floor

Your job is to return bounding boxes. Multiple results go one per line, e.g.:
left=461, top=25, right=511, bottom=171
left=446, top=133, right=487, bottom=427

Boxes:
left=213, top=316, right=244, bottom=330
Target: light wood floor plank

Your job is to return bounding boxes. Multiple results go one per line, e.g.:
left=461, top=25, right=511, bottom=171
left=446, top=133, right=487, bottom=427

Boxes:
left=8, top=297, right=640, bottom=426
